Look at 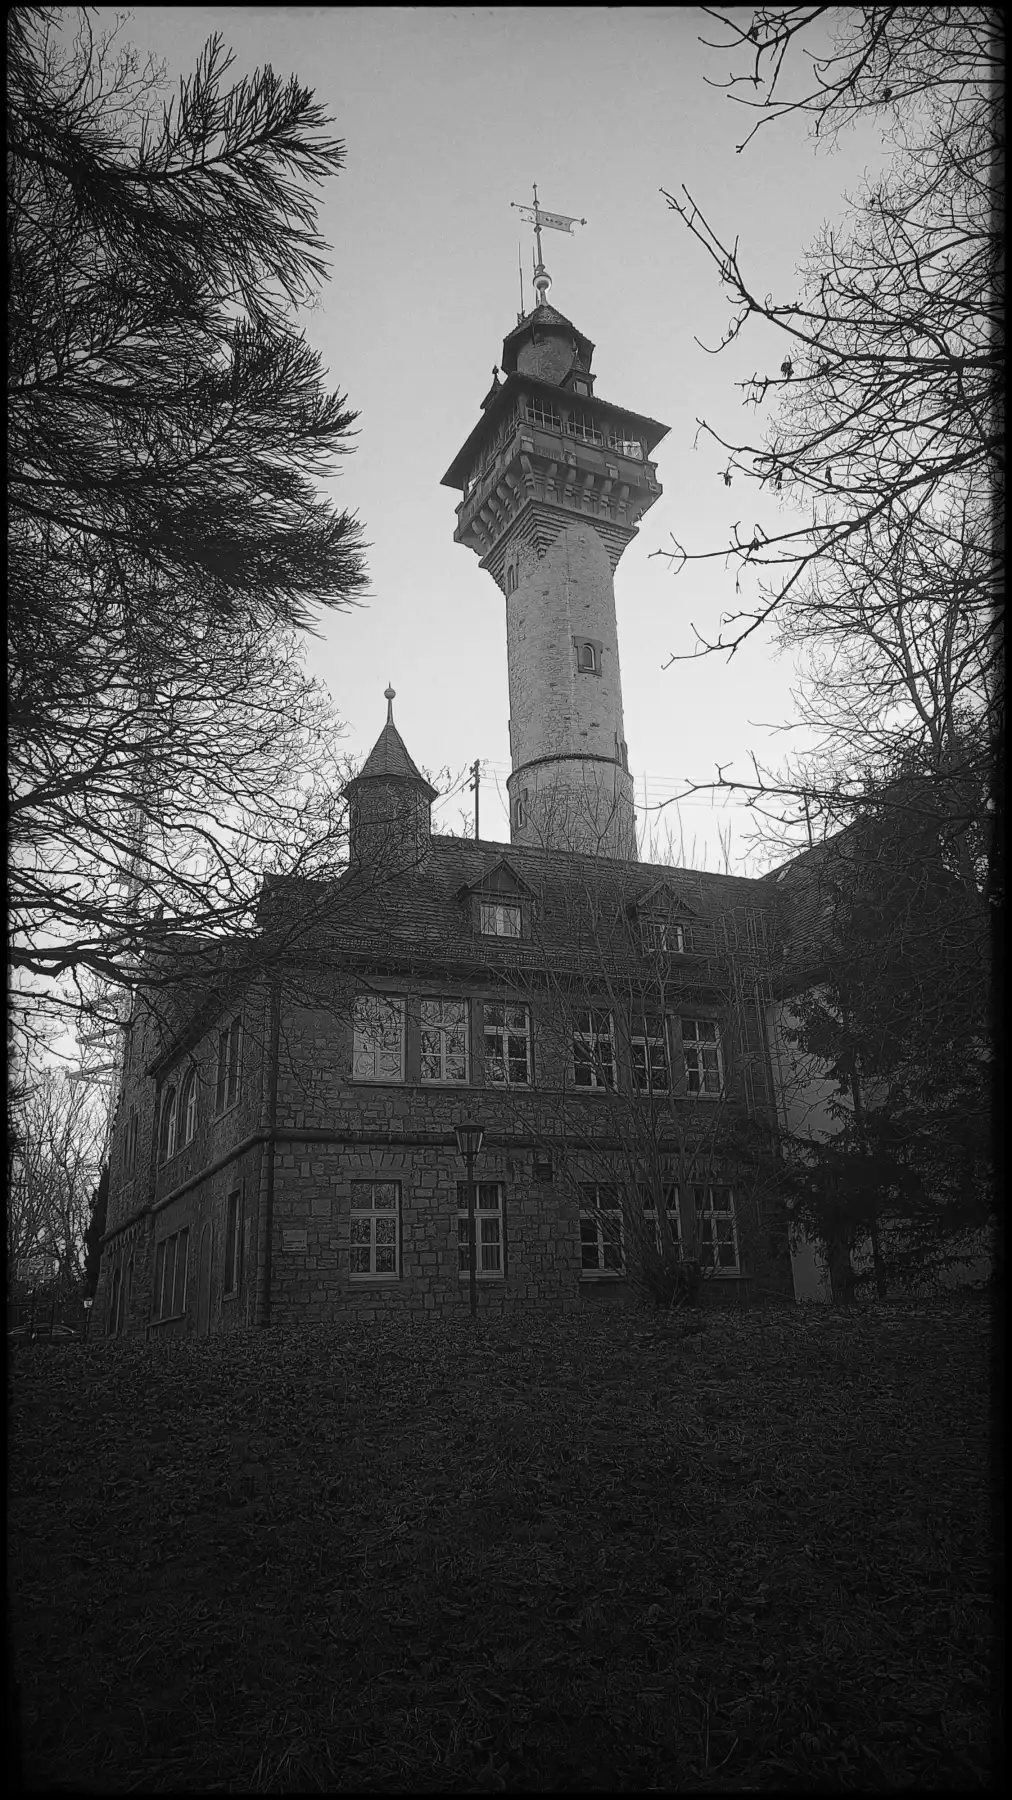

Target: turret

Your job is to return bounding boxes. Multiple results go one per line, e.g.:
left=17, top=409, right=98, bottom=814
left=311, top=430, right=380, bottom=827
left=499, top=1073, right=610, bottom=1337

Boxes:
left=345, top=688, right=437, bottom=870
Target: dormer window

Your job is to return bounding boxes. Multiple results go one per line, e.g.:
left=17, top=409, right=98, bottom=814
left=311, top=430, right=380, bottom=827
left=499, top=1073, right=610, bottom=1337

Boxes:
left=480, top=900, right=521, bottom=938
left=572, top=378, right=590, bottom=396
left=640, top=918, right=685, bottom=954
left=574, top=638, right=602, bottom=675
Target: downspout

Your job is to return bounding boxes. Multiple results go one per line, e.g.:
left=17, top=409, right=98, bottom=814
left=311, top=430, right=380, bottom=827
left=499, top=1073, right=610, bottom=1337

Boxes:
left=255, top=976, right=281, bottom=1328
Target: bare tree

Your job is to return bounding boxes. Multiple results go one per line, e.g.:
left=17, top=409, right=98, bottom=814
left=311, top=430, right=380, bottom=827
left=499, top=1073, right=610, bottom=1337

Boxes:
left=8, top=1066, right=106, bottom=1300
left=654, top=7, right=1001, bottom=872
left=8, top=8, right=369, bottom=1047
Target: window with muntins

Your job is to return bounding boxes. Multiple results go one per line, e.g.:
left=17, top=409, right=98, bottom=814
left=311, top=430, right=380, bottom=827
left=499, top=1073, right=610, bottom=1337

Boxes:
left=527, top=395, right=561, bottom=430
left=580, top=1184, right=624, bottom=1272
left=350, top=1180, right=400, bottom=1279
left=480, top=899, right=521, bottom=938
left=456, top=1181, right=505, bottom=1279
left=159, top=1085, right=178, bottom=1163
left=123, top=1109, right=138, bottom=1178
left=181, top=1069, right=198, bottom=1147
left=640, top=1183, right=682, bottom=1256
left=631, top=1015, right=670, bottom=1094
left=694, top=1185, right=739, bottom=1270
left=566, top=410, right=603, bottom=446
left=353, top=996, right=405, bottom=1081
left=573, top=1009, right=616, bottom=1090
left=153, top=1228, right=188, bottom=1320
left=682, top=1018, right=723, bottom=1095
left=607, top=425, right=643, bottom=460
left=639, top=917, right=684, bottom=954
left=483, top=1003, right=532, bottom=1086
left=420, top=998, right=468, bottom=1083
left=215, top=1018, right=242, bottom=1112
left=224, top=1189, right=242, bottom=1295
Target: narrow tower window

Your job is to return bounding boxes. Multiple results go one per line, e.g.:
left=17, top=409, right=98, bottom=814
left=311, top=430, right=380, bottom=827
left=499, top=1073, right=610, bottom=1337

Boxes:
left=574, top=639, right=601, bottom=675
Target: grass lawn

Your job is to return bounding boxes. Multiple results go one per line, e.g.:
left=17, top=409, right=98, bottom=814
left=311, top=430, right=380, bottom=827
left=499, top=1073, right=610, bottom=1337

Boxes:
left=8, top=1293, right=997, bottom=1793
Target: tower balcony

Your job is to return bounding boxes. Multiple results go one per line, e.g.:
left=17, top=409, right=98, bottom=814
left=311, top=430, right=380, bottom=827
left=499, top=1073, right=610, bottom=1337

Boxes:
left=454, top=425, right=662, bottom=563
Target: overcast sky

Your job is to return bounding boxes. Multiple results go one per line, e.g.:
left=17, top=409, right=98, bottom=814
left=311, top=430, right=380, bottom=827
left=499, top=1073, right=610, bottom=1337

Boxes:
left=105, top=6, right=890, bottom=871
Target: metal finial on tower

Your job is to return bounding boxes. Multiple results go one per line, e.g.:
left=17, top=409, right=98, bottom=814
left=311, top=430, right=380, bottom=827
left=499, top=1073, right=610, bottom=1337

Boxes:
left=384, top=684, right=395, bottom=723
left=510, top=183, right=586, bottom=312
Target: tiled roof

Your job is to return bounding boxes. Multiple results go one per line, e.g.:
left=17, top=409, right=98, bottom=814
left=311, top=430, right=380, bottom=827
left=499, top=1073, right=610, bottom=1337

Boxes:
left=294, top=833, right=788, bottom=984
left=349, top=718, right=436, bottom=792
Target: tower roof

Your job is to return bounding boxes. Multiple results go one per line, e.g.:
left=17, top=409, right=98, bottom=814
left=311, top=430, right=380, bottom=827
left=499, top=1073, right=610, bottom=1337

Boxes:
left=346, top=688, right=438, bottom=798
left=500, top=302, right=595, bottom=377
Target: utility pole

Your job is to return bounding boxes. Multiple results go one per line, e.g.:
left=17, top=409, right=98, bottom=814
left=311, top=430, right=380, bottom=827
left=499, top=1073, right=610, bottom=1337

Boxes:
left=469, top=759, right=481, bottom=840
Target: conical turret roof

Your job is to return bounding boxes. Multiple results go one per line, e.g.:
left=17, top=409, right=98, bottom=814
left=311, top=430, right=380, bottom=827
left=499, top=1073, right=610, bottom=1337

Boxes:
left=347, top=689, right=437, bottom=798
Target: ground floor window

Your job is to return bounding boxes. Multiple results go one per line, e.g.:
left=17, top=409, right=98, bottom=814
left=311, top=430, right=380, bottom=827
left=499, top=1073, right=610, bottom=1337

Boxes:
left=580, top=1183, right=625, bottom=1273
left=350, top=1180, right=401, bottom=1278
left=224, top=1189, right=242, bottom=1296
left=639, top=1183, right=682, bottom=1256
left=456, top=1181, right=505, bottom=1279
left=694, top=1184, right=739, bottom=1270
left=153, top=1229, right=189, bottom=1320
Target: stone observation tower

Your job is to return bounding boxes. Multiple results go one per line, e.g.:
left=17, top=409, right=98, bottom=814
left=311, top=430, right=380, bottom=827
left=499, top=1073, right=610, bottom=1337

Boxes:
left=442, top=200, right=669, bottom=858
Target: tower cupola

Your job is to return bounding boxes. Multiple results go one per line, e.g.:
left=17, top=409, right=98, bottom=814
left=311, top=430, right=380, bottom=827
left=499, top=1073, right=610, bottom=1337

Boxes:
left=345, top=688, right=437, bottom=869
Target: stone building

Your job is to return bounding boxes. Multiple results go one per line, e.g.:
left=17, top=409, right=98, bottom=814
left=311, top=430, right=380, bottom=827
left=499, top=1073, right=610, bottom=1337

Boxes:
left=96, top=290, right=810, bottom=1339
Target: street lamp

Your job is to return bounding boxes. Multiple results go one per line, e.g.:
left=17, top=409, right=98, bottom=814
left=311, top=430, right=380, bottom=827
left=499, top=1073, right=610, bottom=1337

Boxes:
left=83, top=1296, right=93, bottom=1341
left=453, top=1120, right=485, bottom=1319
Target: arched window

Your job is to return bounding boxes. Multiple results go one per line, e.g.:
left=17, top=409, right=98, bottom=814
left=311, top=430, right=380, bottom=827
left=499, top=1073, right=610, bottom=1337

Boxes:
left=159, top=1085, right=178, bottom=1163
left=575, top=640, right=599, bottom=674
left=181, top=1069, right=198, bottom=1147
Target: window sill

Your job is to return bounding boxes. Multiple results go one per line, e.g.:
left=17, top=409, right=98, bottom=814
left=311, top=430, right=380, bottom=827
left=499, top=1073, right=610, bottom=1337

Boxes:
left=350, top=1273, right=400, bottom=1283
left=456, top=1274, right=505, bottom=1283
left=580, top=1271, right=625, bottom=1282
left=214, top=1100, right=242, bottom=1121
left=150, top=1311, right=186, bottom=1326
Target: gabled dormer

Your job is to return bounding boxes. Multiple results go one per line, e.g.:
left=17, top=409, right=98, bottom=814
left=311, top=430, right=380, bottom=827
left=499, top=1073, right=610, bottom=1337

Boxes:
left=626, top=882, right=698, bottom=956
left=456, top=858, right=536, bottom=941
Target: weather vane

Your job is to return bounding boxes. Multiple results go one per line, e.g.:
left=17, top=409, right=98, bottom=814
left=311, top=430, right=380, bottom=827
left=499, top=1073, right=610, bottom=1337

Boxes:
left=510, top=183, right=586, bottom=311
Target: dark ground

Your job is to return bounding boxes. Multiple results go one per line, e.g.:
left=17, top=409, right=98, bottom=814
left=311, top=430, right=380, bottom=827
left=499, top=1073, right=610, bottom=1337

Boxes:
left=7, top=1292, right=999, bottom=1792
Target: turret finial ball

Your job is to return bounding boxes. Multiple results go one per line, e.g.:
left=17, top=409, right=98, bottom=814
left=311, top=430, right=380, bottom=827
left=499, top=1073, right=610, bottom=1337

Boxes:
left=384, top=685, right=395, bottom=701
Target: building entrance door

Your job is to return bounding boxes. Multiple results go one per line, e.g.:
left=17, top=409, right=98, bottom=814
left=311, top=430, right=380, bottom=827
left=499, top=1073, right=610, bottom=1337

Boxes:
left=196, top=1223, right=212, bottom=1336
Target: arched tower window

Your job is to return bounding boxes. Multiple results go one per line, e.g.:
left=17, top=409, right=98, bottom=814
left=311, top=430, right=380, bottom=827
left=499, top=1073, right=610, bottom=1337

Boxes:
left=574, top=638, right=602, bottom=675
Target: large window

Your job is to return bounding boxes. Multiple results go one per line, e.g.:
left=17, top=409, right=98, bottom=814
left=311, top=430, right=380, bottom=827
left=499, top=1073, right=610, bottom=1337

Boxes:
left=350, top=1180, right=400, bottom=1279
left=694, top=1185, right=739, bottom=1271
left=573, top=1009, right=616, bottom=1090
left=527, top=395, right=561, bottom=430
left=180, top=1069, right=198, bottom=1147
left=456, top=1181, right=505, bottom=1279
left=224, top=1189, right=242, bottom=1296
left=420, top=998, right=468, bottom=1084
left=631, top=1015, right=670, bottom=1094
left=153, top=1228, right=189, bottom=1321
left=159, top=1085, right=178, bottom=1163
left=483, top=1003, right=532, bottom=1086
left=607, top=425, right=643, bottom=460
left=480, top=899, right=521, bottom=938
left=123, top=1109, right=138, bottom=1179
left=215, top=1018, right=242, bottom=1113
left=353, top=996, right=405, bottom=1082
left=580, top=1184, right=624, bottom=1273
left=682, top=1018, right=723, bottom=1096
left=566, top=411, right=603, bottom=446
left=640, top=1183, right=682, bottom=1256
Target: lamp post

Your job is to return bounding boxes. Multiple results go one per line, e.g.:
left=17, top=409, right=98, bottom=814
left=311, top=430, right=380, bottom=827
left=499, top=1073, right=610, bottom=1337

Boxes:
left=83, top=1297, right=93, bottom=1341
left=453, top=1120, right=485, bottom=1320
